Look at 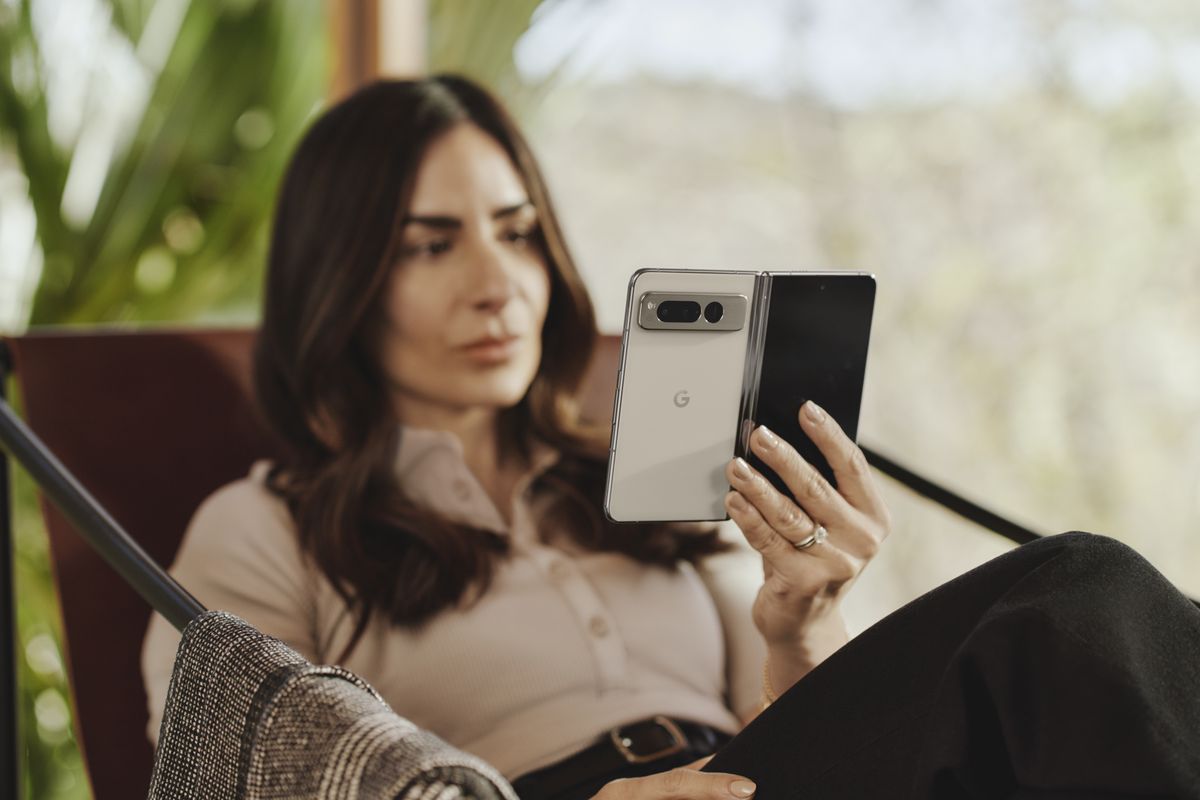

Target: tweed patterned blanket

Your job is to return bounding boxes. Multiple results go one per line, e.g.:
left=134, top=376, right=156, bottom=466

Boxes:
left=147, top=611, right=519, bottom=800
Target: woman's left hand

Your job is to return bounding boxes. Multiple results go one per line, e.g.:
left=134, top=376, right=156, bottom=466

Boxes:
left=724, top=400, right=891, bottom=671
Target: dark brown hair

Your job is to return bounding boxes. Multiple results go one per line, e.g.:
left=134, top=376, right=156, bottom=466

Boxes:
left=254, top=75, right=729, bottom=661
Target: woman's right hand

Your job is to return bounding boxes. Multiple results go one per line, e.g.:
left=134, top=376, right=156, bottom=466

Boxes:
left=590, top=760, right=756, bottom=800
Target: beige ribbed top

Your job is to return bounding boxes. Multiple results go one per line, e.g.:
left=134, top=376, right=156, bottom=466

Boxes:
left=140, top=427, right=767, bottom=779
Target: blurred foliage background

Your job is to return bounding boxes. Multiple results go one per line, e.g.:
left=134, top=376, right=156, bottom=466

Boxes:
left=3, top=0, right=1200, bottom=797
left=2, top=0, right=330, bottom=795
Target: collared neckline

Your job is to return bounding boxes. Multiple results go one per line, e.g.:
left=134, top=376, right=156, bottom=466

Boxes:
left=393, top=425, right=561, bottom=537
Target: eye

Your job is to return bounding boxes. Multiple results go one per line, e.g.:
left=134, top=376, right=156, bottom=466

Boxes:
left=503, top=226, right=539, bottom=248
left=402, top=239, right=453, bottom=259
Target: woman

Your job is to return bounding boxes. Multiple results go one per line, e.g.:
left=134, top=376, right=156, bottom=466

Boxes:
left=142, top=76, right=1200, bottom=799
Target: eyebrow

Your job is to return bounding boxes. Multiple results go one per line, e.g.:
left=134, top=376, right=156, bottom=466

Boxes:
left=401, top=201, right=533, bottom=230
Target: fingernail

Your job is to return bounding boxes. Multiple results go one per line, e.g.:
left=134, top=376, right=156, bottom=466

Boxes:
left=756, top=426, right=779, bottom=449
left=732, top=457, right=751, bottom=480
left=730, top=779, right=757, bottom=797
left=727, top=491, right=747, bottom=511
left=803, top=401, right=825, bottom=423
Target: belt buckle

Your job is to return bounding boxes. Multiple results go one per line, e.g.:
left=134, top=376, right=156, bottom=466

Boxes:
left=609, top=716, right=688, bottom=765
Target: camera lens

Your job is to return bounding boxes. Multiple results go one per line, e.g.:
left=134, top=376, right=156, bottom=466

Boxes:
left=704, top=302, right=724, bottom=323
left=656, top=301, right=701, bottom=323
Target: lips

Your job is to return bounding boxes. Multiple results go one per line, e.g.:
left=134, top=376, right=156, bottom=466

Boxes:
left=461, top=334, right=520, bottom=349
left=459, top=334, right=524, bottom=364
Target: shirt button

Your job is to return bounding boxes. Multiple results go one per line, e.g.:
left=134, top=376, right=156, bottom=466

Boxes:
left=588, top=616, right=610, bottom=638
left=452, top=479, right=471, bottom=502
left=548, top=560, right=570, bottom=580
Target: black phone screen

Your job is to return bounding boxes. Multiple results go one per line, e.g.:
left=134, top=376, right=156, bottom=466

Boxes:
left=746, top=273, right=875, bottom=496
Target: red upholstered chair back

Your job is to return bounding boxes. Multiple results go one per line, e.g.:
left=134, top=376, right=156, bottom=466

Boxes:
left=5, top=327, right=621, bottom=800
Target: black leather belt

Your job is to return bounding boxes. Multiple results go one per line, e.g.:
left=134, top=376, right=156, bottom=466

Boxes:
left=511, top=716, right=732, bottom=800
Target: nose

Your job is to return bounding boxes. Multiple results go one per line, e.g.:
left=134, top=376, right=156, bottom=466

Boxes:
left=467, top=238, right=518, bottom=312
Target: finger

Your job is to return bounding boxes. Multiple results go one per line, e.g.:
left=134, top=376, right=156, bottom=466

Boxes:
left=726, top=492, right=860, bottom=598
left=724, top=490, right=797, bottom=563
left=748, top=425, right=883, bottom=558
left=638, top=767, right=757, bottom=800
left=797, top=401, right=888, bottom=521
left=725, top=457, right=815, bottom=547
left=685, top=755, right=714, bottom=770
left=748, top=424, right=850, bottom=530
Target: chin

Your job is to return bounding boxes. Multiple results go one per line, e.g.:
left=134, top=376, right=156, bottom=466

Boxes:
left=459, top=367, right=539, bottom=409
left=398, top=351, right=541, bottom=413
left=481, top=378, right=537, bottom=409
left=479, top=353, right=540, bottom=402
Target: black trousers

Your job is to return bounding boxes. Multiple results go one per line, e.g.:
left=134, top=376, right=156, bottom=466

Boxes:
left=700, top=532, right=1200, bottom=799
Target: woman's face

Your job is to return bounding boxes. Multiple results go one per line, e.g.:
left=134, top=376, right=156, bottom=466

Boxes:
left=378, top=123, right=552, bottom=425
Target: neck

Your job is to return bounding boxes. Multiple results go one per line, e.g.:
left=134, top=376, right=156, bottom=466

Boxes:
left=392, top=398, right=522, bottom=497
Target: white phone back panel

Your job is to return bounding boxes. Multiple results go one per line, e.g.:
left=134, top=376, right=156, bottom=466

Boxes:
left=605, top=269, right=756, bottom=521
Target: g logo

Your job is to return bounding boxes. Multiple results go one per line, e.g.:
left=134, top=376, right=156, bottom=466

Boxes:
left=673, top=390, right=690, bottom=408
